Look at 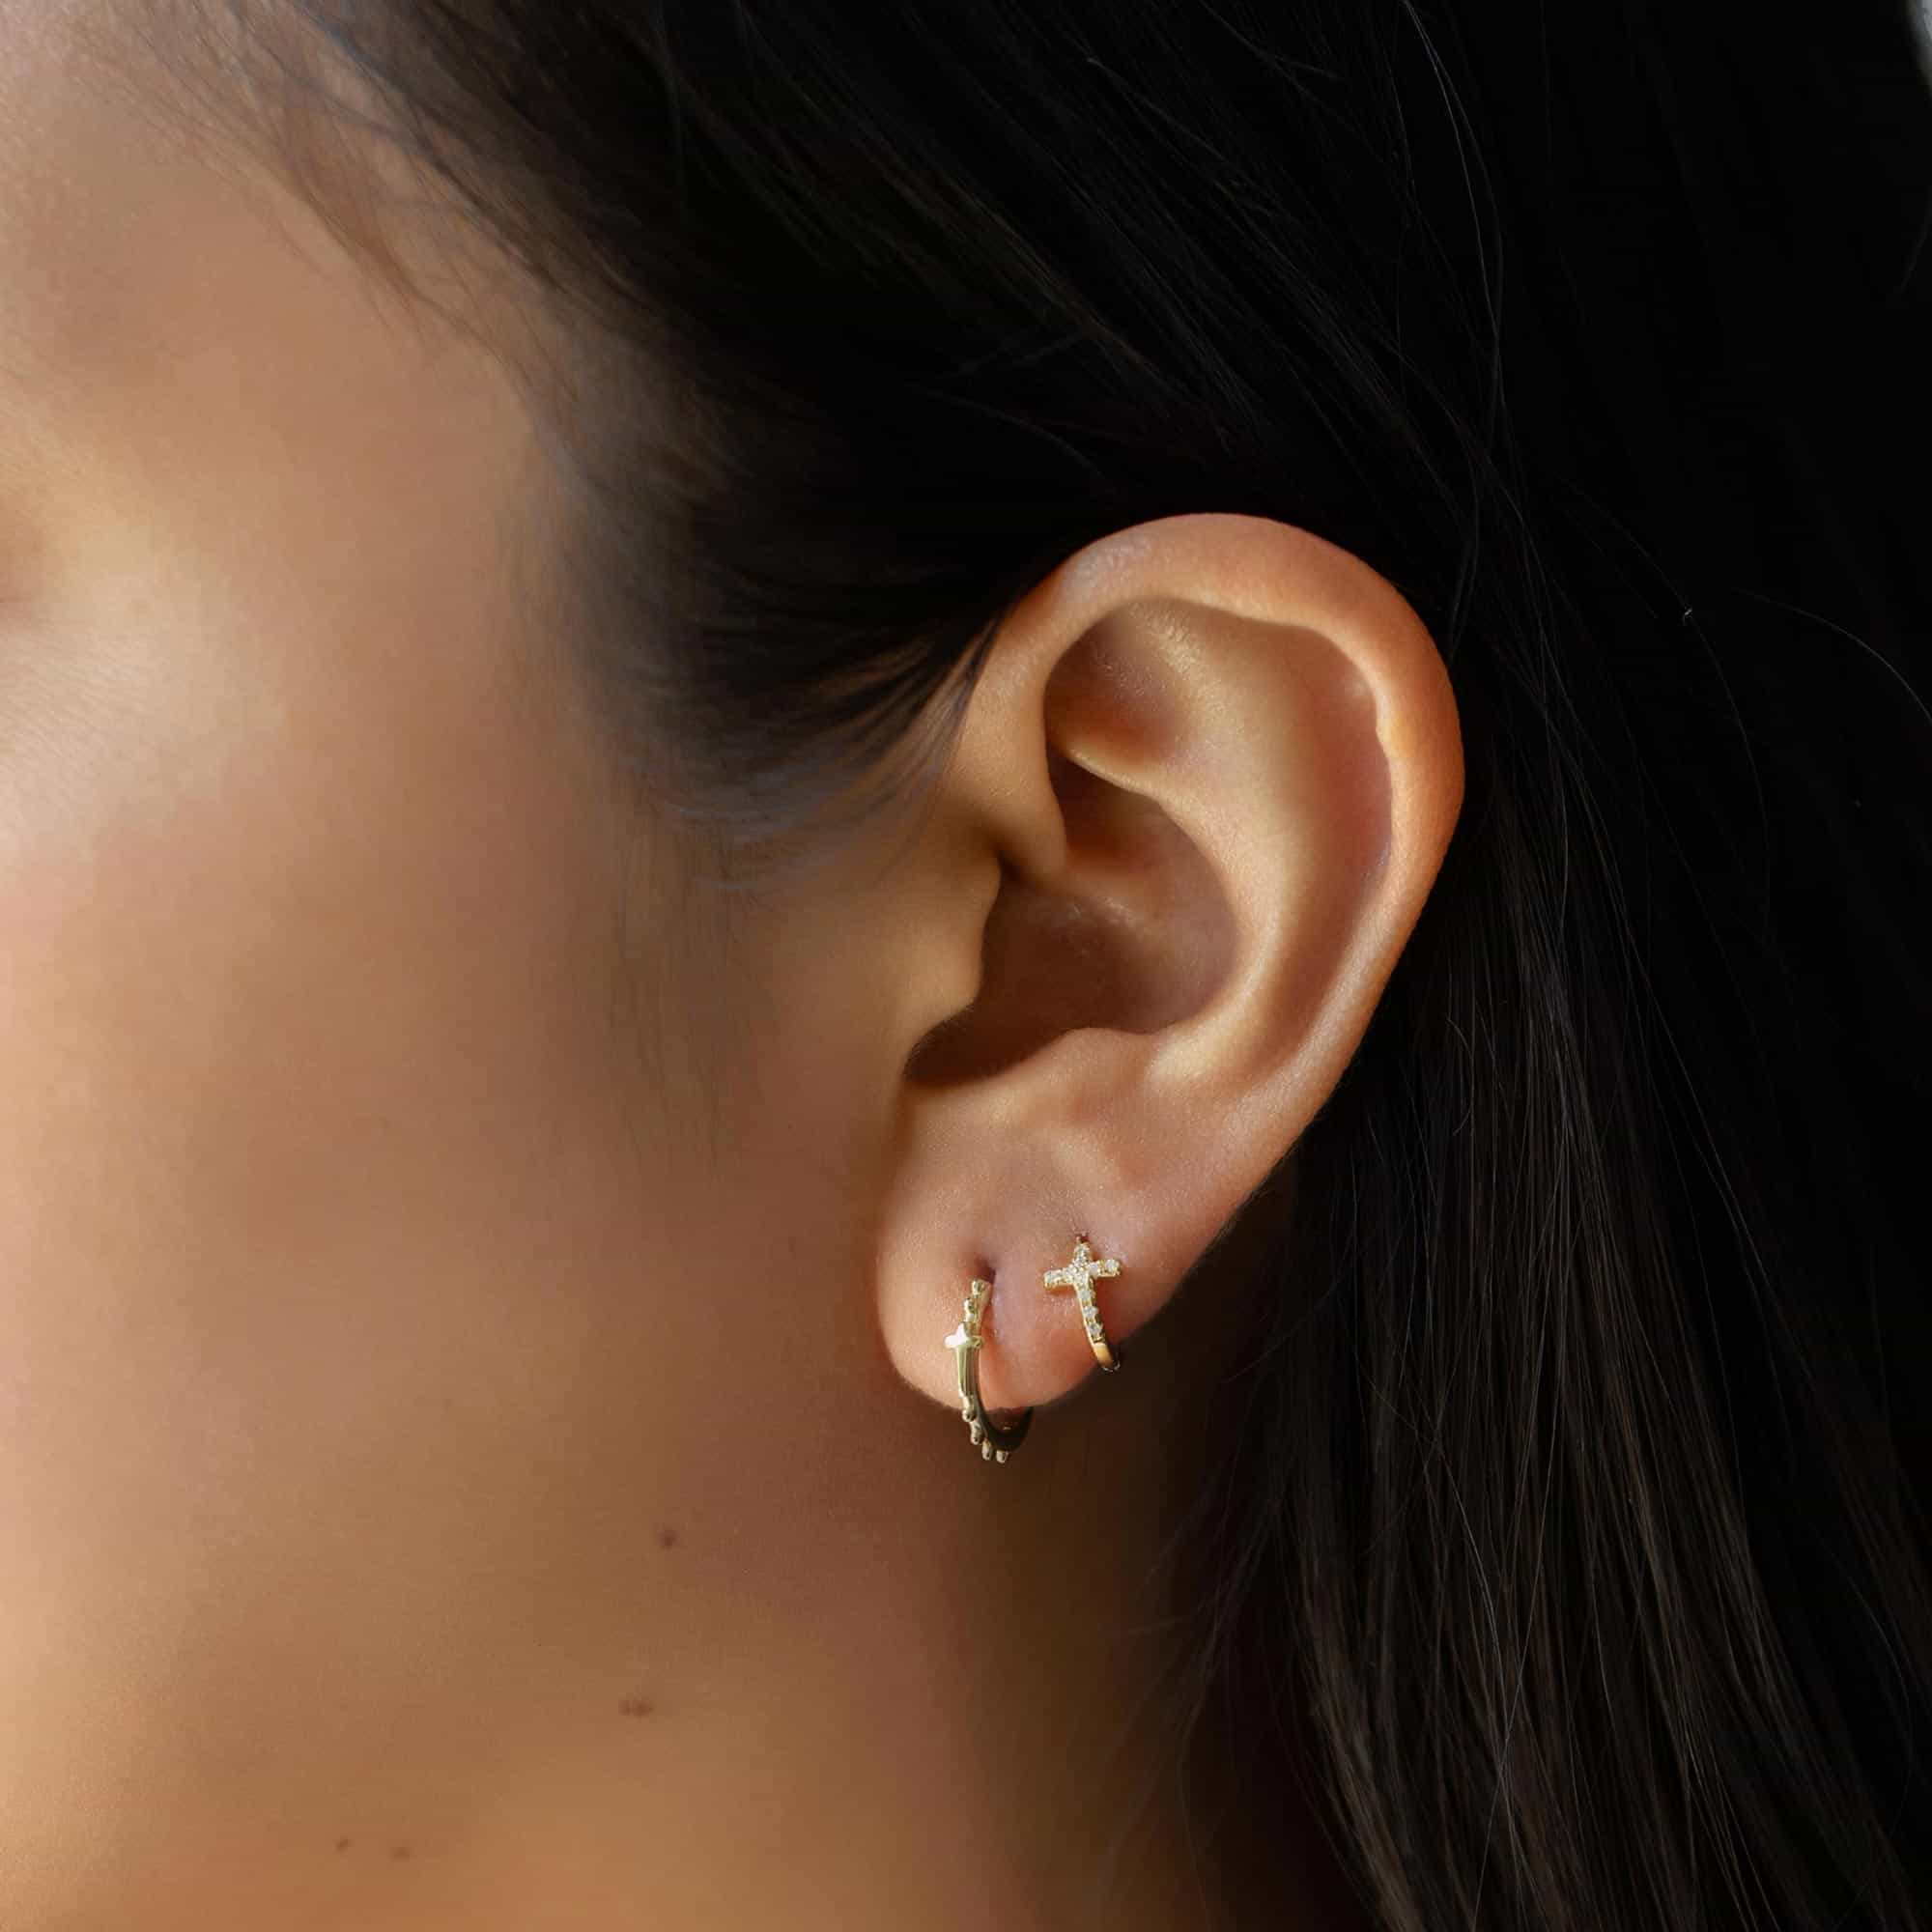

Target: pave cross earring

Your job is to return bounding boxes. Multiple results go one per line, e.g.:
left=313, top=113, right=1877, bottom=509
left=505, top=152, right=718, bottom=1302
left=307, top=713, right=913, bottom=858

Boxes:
left=1042, top=1233, right=1124, bottom=1372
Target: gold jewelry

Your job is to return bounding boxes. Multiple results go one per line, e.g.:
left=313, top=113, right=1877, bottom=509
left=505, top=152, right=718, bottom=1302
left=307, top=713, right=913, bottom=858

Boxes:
left=945, top=1276, right=1033, bottom=1463
left=1042, top=1233, right=1124, bottom=1371
left=943, top=1233, right=1127, bottom=1464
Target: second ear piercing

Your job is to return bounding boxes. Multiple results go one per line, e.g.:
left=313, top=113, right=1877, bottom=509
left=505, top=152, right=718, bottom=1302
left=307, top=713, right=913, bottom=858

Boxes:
left=1042, top=1233, right=1124, bottom=1372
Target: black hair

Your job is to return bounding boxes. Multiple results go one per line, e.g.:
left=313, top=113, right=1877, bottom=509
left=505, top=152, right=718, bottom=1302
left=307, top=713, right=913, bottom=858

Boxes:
left=124, top=1, right=1932, bottom=1924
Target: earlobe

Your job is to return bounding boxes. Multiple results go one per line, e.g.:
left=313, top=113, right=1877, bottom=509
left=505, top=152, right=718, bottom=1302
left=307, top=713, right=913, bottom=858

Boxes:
left=869, top=513, right=1463, bottom=1444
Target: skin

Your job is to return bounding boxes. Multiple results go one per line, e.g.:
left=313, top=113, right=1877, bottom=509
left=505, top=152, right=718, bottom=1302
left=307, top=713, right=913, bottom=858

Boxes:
left=0, top=8, right=1463, bottom=1928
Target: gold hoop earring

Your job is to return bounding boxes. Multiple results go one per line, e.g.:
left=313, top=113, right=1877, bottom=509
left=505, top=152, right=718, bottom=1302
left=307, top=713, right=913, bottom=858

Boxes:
left=1042, top=1233, right=1124, bottom=1372
left=945, top=1276, right=1034, bottom=1463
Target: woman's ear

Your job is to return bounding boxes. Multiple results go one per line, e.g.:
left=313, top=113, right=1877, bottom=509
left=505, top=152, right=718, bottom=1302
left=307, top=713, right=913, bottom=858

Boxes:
left=870, top=512, right=1463, bottom=1419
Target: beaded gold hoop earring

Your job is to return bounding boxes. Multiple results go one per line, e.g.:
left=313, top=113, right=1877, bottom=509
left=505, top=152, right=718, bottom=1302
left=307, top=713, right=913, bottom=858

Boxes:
left=944, top=1277, right=1033, bottom=1463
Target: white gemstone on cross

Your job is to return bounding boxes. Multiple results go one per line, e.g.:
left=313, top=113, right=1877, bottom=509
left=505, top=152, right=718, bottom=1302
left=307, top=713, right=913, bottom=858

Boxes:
left=1042, top=1236, right=1122, bottom=1298
left=945, top=1322, right=980, bottom=1352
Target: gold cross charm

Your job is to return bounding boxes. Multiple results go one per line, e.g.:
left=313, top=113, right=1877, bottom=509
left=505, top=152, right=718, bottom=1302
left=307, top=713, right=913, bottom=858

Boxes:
left=944, top=1275, right=1030, bottom=1463
left=1042, top=1233, right=1124, bottom=1371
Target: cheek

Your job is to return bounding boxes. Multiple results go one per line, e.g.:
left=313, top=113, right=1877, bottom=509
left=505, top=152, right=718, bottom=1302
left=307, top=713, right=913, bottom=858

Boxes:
left=0, top=570, right=886, bottom=1913
left=0, top=599, right=612, bottom=1309
left=0, top=605, right=694, bottom=1868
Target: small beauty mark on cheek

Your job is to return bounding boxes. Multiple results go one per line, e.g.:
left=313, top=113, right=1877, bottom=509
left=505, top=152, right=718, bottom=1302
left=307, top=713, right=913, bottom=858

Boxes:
left=658, top=1525, right=678, bottom=1548
left=618, top=1695, right=656, bottom=1718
